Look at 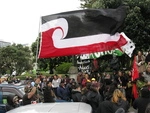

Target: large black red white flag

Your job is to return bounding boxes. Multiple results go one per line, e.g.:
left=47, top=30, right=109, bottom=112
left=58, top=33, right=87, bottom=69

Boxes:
left=38, top=6, right=128, bottom=58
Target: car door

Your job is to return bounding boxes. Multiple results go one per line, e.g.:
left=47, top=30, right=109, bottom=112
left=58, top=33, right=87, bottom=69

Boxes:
left=0, top=87, right=7, bottom=113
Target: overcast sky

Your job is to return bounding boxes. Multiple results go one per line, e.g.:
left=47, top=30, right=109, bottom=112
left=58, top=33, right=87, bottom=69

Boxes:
left=0, top=0, right=81, bottom=45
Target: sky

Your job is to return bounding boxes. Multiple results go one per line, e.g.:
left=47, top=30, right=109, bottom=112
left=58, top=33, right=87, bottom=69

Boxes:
left=0, top=0, right=82, bottom=45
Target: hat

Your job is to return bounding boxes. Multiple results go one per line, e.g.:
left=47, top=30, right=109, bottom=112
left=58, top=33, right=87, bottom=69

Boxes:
left=91, top=78, right=96, bottom=81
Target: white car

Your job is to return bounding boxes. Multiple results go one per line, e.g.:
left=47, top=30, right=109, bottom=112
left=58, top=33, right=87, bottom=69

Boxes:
left=6, top=102, right=92, bottom=113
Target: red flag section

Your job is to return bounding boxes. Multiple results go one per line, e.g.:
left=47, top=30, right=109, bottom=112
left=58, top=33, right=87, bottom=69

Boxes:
left=38, top=31, right=127, bottom=58
left=132, top=56, right=139, bottom=99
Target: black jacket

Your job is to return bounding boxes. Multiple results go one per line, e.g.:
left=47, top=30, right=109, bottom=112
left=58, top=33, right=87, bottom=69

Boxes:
left=112, top=99, right=129, bottom=113
left=96, top=100, right=114, bottom=113
left=23, top=93, right=32, bottom=105
left=133, top=97, right=150, bottom=113
left=71, top=89, right=82, bottom=102
left=87, top=89, right=103, bottom=113
left=43, top=86, right=55, bottom=103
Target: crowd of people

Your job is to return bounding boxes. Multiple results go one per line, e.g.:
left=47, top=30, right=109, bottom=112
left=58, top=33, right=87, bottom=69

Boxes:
left=0, top=50, right=150, bottom=113
left=21, top=65, right=150, bottom=113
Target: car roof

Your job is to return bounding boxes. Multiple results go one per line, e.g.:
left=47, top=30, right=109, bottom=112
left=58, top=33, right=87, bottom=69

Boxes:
left=0, top=84, right=24, bottom=89
left=6, top=102, right=92, bottom=113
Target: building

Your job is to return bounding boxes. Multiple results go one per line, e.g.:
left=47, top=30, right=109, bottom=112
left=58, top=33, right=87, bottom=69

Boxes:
left=0, top=40, right=11, bottom=48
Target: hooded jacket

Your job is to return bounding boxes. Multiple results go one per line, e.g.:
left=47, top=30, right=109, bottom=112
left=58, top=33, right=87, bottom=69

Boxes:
left=71, top=89, right=82, bottom=102
left=112, top=98, right=129, bottom=113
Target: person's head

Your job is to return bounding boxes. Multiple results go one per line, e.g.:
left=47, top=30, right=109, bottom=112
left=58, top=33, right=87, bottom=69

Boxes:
left=46, top=81, right=52, bottom=87
left=111, top=89, right=126, bottom=103
left=60, top=80, right=65, bottom=87
left=127, top=70, right=132, bottom=76
left=86, top=82, right=92, bottom=90
left=138, top=51, right=143, bottom=56
left=141, top=86, right=150, bottom=98
left=146, top=65, right=150, bottom=73
left=53, top=75, right=57, bottom=79
left=118, top=70, right=123, bottom=76
left=74, top=84, right=81, bottom=91
left=35, top=77, right=41, bottom=84
left=90, top=82, right=100, bottom=92
left=85, top=73, right=89, bottom=79
left=91, top=78, right=96, bottom=83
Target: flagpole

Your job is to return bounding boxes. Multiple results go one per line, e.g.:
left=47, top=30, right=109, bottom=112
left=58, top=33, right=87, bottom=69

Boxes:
left=35, top=17, right=41, bottom=77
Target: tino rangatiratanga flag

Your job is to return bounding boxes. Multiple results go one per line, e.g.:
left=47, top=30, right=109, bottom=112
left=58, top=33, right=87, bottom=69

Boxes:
left=38, top=6, right=133, bottom=58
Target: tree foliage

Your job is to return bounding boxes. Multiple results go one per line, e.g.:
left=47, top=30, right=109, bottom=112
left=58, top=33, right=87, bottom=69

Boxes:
left=80, top=0, right=150, bottom=52
left=0, top=44, right=32, bottom=75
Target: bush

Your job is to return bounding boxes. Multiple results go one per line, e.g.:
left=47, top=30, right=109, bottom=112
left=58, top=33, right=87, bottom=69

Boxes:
left=56, top=62, right=72, bottom=74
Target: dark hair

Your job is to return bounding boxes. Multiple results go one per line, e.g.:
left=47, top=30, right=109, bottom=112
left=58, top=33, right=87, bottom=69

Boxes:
left=46, top=81, right=51, bottom=86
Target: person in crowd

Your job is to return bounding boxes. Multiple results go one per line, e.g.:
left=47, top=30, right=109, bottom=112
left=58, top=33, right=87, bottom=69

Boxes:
left=6, top=95, right=20, bottom=111
left=115, top=108, right=125, bottom=113
left=136, top=51, right=146, bottom=73
left=22, top=85, right=33, bottom=105
left=87, top=82, right=103, bottom=113
left=115, top=70, right=128, bottom=96
left=110, top=55, right=120, bottom=73
left=41, top=76, right=47, bottom=91
left=52, top=74, right=61, bottom=97
left=66, top=78, right=77, bottom=100
left=81, top=82, right=91, bottom=103
left=96, top=100, right=114, bottom=113
left=104, top=73, right=113, bottom=85
left=91, top=78, right=97, bottom=84
left=71, top=84, right=82, bottom=102
left=133, top=86, right=150, bottom=113
left=145, top=50, right=150, bottom=65
left=64, top=74, right=70, bottom=86
left=57, top=80, right=70, bottom=101
left=43, top=81, right=55, bottom=103
left=23, top=77, right=43, bottom=105
left=103, top=84, right=116, bottom=101
left=125, top=70, right=134, bottom=104
left=77, top=72, right=83, bottom=85
left=1, top=78, right=8, bottom=84
left=142, top=65, right=150, bottom=86
left=136, top=72, right=147, bottom=97
left=81, top=73, right=91, bottom=88
left=111, top=89, right=129, bottom=113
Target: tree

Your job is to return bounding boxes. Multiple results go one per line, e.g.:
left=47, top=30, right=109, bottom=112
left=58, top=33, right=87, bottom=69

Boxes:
left=0, top=44, right=32, bottom=75
left=80, top=0, right=150, bottom=51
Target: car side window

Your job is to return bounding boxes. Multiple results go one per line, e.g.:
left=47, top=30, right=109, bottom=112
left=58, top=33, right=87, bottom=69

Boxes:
left=3, top=91, right=16, bottom=96
left=0, top=88, right=2, bottom=104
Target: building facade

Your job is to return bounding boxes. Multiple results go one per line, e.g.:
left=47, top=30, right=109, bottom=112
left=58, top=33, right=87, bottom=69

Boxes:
left=0, top=40, right=11, bottom=48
